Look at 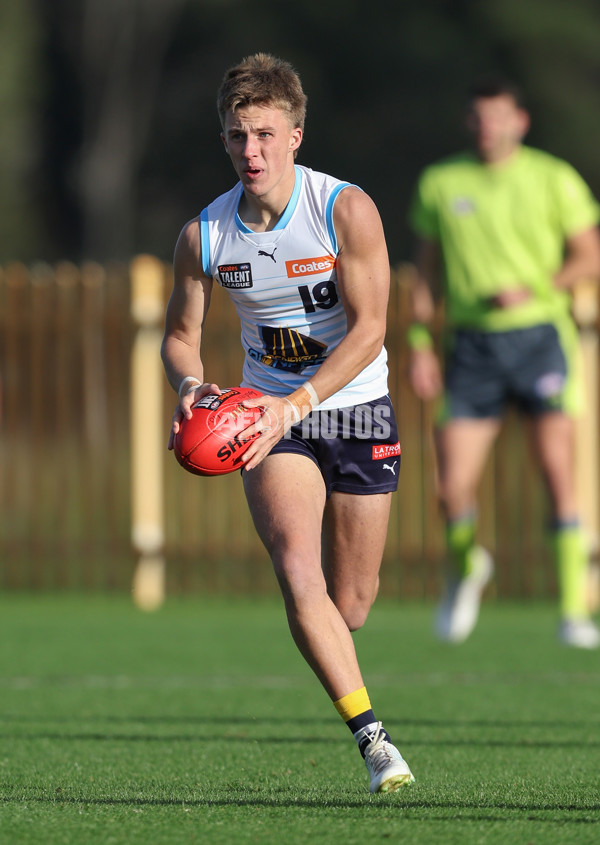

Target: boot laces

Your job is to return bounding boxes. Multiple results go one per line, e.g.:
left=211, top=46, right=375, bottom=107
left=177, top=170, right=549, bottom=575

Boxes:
left=364, top=722, right=396, bottom=775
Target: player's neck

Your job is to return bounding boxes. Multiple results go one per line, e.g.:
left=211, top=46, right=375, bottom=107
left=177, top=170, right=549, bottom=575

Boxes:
left=477, top=144, right=522, bottom=168
left=239, top=199, right=286, bottom=232
left=239, top=169, right=296, bottom=232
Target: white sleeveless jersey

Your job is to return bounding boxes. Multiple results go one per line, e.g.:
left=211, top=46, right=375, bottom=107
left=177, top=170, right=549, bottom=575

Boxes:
left=200, top=164, right=389, bottom=410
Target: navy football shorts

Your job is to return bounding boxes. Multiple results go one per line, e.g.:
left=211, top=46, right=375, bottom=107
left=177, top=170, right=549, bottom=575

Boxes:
left=268, top=394, right=401, bottom=498
left=443, top=323, right=569, bottom=420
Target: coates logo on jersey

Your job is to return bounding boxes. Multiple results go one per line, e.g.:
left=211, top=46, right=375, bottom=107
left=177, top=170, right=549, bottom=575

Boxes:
left=285, top=255, right=335, bottom=278
left=372, top=442, right=401, bottom=460
left=218, top=263, right=253, bottom=289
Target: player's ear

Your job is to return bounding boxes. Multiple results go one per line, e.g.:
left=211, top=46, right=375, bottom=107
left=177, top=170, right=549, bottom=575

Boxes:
left=517, top=109, right=530, bottom=140
left=221, top=132, right=230, bottom=155
left=290, top=127, right=303, bottom=152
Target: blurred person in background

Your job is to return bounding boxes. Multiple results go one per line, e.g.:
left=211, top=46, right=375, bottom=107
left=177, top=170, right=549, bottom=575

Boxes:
left=407, top=76, right=600, bottom=649
left=162, top=53, right=414, bottom=792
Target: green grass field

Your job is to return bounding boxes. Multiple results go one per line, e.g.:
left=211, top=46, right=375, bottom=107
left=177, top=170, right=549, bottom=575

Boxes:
left=0, top=594, right=598, bottom=845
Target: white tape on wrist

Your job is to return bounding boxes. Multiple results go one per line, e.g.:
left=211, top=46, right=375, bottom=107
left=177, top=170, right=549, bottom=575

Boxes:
left=302, top=380, right=320, bottom=408
left=283, top=397, right=301, bottom=423
left=178, top=376, right=202, bottom=399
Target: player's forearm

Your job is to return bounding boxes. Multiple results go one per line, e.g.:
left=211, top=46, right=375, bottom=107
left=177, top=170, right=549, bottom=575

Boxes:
left=289, top=321, right=385, bottom=416
left=555, top=254, right=600, bottom=291
left=555, top=228, right=600, bottom=290
left=161, top=334, right=205, bottom=396
left=412, top=238, right=440, bottom=317
left=410, top=274, right=437, bottom=324
left=404, top=272, right=437, bottom=351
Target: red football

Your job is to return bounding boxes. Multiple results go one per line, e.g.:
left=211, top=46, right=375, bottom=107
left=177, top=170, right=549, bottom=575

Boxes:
left=174, top=387, right=264, bottom=476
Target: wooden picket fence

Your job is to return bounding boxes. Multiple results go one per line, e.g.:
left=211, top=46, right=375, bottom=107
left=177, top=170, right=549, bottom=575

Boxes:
left=0, top=257, right=598, bottom=601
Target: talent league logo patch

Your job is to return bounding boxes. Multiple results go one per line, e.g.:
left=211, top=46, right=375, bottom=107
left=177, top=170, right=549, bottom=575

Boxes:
left=285, top=255, right=335, bottom=278
left=218, top=263, right=253, bottom=288
left=372, top=442, right=401, bottom=460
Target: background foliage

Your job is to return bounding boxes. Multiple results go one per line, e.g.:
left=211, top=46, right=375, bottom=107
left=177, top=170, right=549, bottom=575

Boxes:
left=2, top=0, right=600, bottom=266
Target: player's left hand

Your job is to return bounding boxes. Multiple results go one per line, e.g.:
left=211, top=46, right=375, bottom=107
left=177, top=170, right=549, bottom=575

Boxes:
left=237, top=395, right=297, bottom=470
left=488, top=287, right=532, bottom=308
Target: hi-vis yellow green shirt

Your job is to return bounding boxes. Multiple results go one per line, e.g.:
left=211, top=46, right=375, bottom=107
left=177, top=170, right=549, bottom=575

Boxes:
left=409, top=146, right=600, bottom=331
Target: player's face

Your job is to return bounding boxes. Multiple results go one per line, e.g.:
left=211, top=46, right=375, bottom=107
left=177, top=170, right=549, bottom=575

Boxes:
left=466, top=95, right=530, bottom=163
left=221, top=104, right=302, bottom=201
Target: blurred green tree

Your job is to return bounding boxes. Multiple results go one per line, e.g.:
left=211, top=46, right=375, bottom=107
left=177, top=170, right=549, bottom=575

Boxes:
left=2, top=0, right=599, bottom=263
left=0, top=0, right=44, bottom=261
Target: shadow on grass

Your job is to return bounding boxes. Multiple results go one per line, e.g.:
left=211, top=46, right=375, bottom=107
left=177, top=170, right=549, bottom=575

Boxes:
left=1, top=793, right=599, bottom=823
left=2, top=713, right=599, bottom=730
left=2, top=710, right=600, bottom=749
left=0, top=729, right=599, bottom=749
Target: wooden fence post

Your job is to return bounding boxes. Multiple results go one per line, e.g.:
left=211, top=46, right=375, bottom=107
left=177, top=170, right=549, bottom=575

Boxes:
left=572, top=279, right=599, bottom=612
left=130, top=255, right=166, bottom=610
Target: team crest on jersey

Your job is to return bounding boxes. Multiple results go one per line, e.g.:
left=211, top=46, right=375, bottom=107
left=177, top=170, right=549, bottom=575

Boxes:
left=248, top=326, right=328, bottom=373
left=218, top=263, right=253, bottom=288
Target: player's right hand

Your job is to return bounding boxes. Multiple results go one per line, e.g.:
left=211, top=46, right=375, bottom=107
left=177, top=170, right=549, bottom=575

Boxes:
left=237, top=394, right=295, bottom=470
left=168, top=381, right=222, bottom=450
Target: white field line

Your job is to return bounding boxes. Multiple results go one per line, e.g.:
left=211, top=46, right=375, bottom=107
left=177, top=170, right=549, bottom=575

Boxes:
left=0, top=671, right=599, bottom=690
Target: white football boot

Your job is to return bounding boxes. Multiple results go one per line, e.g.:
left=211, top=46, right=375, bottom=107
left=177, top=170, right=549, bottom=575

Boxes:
left=358, top=722, right=415, bottom=793
left=435, top=546, right=494, bottom=643
left=558, top=618, right=600, bottom=649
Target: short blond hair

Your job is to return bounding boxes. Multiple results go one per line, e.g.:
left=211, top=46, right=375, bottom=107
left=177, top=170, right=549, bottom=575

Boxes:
left=217, top=53, right=307, bottom=131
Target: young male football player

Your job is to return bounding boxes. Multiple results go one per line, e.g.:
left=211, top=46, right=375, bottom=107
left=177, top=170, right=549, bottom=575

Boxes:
left=407, top=76, right=600, bottom=648
left=161, top=53, right=414, bottom=792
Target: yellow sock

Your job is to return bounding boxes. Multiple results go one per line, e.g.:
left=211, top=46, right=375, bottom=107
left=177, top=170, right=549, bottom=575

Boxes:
left=446, top=513, right=477, bottom=577
left=333, top=686, right=371, bottom=722
left=553, top=523, right=588, bottom=619
left=334, top=686, right=393, bottom=757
